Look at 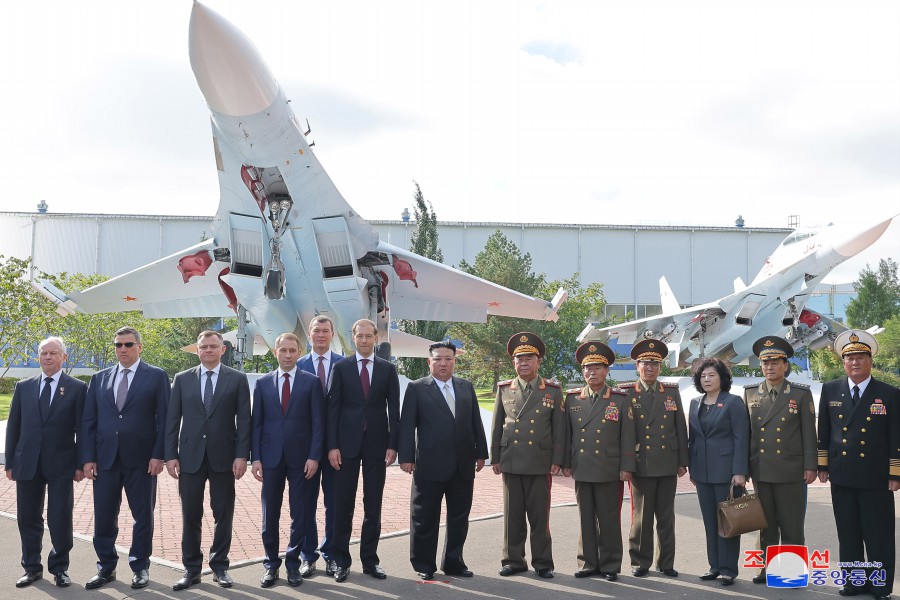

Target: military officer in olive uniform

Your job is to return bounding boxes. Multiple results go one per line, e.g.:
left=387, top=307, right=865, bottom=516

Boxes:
left=619, top=339, right=687, bottom=578
left=743, top=336, right=817, bottom=584
left=817, top=330, right=900, bottom=600
left=562, top=341, right=636, bottom=581
left=490, top=332, right=565, bottom=579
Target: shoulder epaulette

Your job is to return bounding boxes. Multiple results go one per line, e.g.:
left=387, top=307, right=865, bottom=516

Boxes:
left=610, top=387, right=628, bottom=395
left=566, top=388, right=582, bottom=395
left=661, top=382, right=679, bottom=390
left=498, top=379, right=513, bottom=387
left=542, top=378, right=560, bottom=389
left=744, top=383, right=761, bottom=389
left=789, top=381, right=810, bottom=390
left=616, top=381, right=636, bottom=389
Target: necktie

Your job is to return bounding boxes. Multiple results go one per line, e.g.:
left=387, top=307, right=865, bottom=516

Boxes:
left=770, top=389, right=778, bottom=402
left=116, top=368, right=130, bottom=412
left=40, top=377, right=53, bottom=420
left=360, top=358, right=370, bottom=397
left=281, top=372, right=291, bottom=415
left=851, top=385, right=860, bottom=409
left=317, top=356, right=327, bottom=390
left=204, top=371, right=214, bottom=416
left=443, top=382, right=456, bottom=417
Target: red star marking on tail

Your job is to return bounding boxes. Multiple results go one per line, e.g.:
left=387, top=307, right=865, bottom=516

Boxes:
left=123, top=296, right=138, bottom=302
left=488, top=301, right=501, bottom=307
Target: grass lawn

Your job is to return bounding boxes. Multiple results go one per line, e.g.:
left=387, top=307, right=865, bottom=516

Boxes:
left=0, top=394, right=10, bottom=420
left=476, top=387, right=495, bottom=412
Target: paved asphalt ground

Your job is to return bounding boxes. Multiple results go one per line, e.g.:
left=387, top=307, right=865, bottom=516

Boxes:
left=0, top=481, right=897, bottom=600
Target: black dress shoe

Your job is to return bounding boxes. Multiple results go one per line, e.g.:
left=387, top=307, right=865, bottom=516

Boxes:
left=699, top=570, right=720, bottom=580
left=300, top=560, right=316, bottom=578
left=417, top=571, right=434, bottom=580
left=601, top=571, right=618, bottom=581
left=173, top=571, right=201, bottom=591
left=363, top=565, right=387, bottom=579
left=574, top=569, right=599, bottom=578
left=54, top=572, right=71, bottom=587
left=131, top=569, right=150, bottom=589
left=325, top=560, right=337, bottom=576
left=498, top=565, right=528, bottom=576
left=287, top=569, right=303, bottom=587
left=446, top=569, right=474, bottom=577
left=85, top=570, right=116, bottom=589
left=871, top=593, right=891, bottom=600
left=213, top=571, right=233, bottom=588
left=536, top=568, right=554, bottom=579
left=659, top=568, right=679, bottom=577
left=15, top=571, right=42, bottom=588
left=632, top=567, right=649, bottom=577
left=752, top=573, right=766, bottom=584
left=838, top=587, right=861, bottom=597
left=334, top=566, right=350, bottom=582
left=720, top=576, right=735, bottom=586
left=260, top=568, right=279, bottom=588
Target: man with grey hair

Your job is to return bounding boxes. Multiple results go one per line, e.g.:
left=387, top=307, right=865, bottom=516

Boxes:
left=81, top=326, right=169, bottom=590
left=6, top=337, right=87, bottom=588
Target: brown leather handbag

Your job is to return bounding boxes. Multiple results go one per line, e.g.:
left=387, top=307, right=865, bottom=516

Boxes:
left=717, top=484, right=768, bottom=538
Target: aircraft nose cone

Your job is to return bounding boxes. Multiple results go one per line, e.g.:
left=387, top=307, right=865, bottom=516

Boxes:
left=189, top=2, right=279, bottom=116
left=832, top=215, right=895, bottom=258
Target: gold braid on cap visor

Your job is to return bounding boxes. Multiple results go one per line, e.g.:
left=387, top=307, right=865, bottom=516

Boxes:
left=581, top=354, right=609, bottom=366
left=758, top=349, right=788, bottom=360
left=513, top=345, right=540, bottom=356
left=841, top=342, right=871, bottom=356
left=635, top=352, right=664, bottom=362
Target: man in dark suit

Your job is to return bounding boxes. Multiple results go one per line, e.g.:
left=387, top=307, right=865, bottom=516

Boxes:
left=81, top=326, right=169, bottom=590
left=327, top=318, right=400, bottom=582
left=818, top=330, right=900, bottom=600
left=399, top=341, right=489, bottom=580
left=5, top=336, right=86, bottom=588
left=251, top=332, right=325, bottom=588
left=297, top=315, right=342, bottom=578
left=164, top=330, right=251, bottom=591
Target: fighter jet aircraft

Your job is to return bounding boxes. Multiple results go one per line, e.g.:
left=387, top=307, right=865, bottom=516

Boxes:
left=34, top=2, right=566, bottom=367
left=578, top=215, right=896, bottom=368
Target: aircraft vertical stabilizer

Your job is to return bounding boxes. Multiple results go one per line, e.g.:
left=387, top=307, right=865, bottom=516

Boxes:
left=659, top=276, right=681, bottom=315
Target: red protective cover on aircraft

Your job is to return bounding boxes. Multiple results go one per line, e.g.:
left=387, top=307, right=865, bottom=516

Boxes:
left=799, top=310, right=820, bottom=327
left=177, top=250, right=214, bottom=283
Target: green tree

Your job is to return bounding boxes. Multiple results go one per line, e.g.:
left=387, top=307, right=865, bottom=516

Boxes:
left=845, top=258, right=900, bottom=329
left=397, top=182, right=451, bottom=379
left=0, top=256, right=48, bottom=377
left=452, top=231, right=547, bottom=390
left=874, top=313, right=900, bottom=372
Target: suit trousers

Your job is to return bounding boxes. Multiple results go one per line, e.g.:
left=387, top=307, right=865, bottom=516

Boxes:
left=178, top=454, right=235, bottom=572
left=261, top=455, right=307, bottom=571
left=576, top=480, right=624, bottom=573
left=501, top=472, right=553, bottom=571
left=629, top=475, right=677, bottom=570
left=831, top=483, right=895, bottom=594
left=300, top=460, right=335, bottom=563
left=695, top=482, right=740, bottom=578
left=332, top=437, right=387, bottom=569
left=755, top=480, right=805, bottom=569
left=92, top=456, right=157, bottom=572
left=409, top=472, right=474, bottom=574
left=17, top=472, right=74, bottom=574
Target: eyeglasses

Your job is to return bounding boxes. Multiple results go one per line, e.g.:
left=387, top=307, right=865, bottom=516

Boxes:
left=114, top=342, right=137, bottom=348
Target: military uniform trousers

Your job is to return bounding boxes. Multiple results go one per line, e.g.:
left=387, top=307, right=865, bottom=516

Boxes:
left=576, top=480, right=624, bottom=573
left=501, top=473, right=553, bottom=570
left=831, top=483, right=895, bottom=595
left=628, top=474, right=677, bottom=570
left=755, top=480, right=805, bottom=566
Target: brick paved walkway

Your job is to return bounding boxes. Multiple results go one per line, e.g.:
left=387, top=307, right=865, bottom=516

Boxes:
left=0, top=468, right=814, bottom=566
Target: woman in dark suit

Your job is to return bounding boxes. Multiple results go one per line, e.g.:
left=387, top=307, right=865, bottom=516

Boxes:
left=688, top=358, right=749, bottom=586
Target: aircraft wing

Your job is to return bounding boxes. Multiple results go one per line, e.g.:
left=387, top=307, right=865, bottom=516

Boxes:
left=35, top=240, right=235, bottom=318
left=377, top=242, right=566, bottom=323
left=578, top=303, right=713, bottom=345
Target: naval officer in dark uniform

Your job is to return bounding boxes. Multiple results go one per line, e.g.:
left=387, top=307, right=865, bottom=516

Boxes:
left=490, top=332, right=565, bottom=579
left=619, top=339, right=687, bottom=578
left=818, top=330, right=900, bottom=600
left=562, top=341, right=636, bottom=581
left=743, top=335, right=817, bottom=584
